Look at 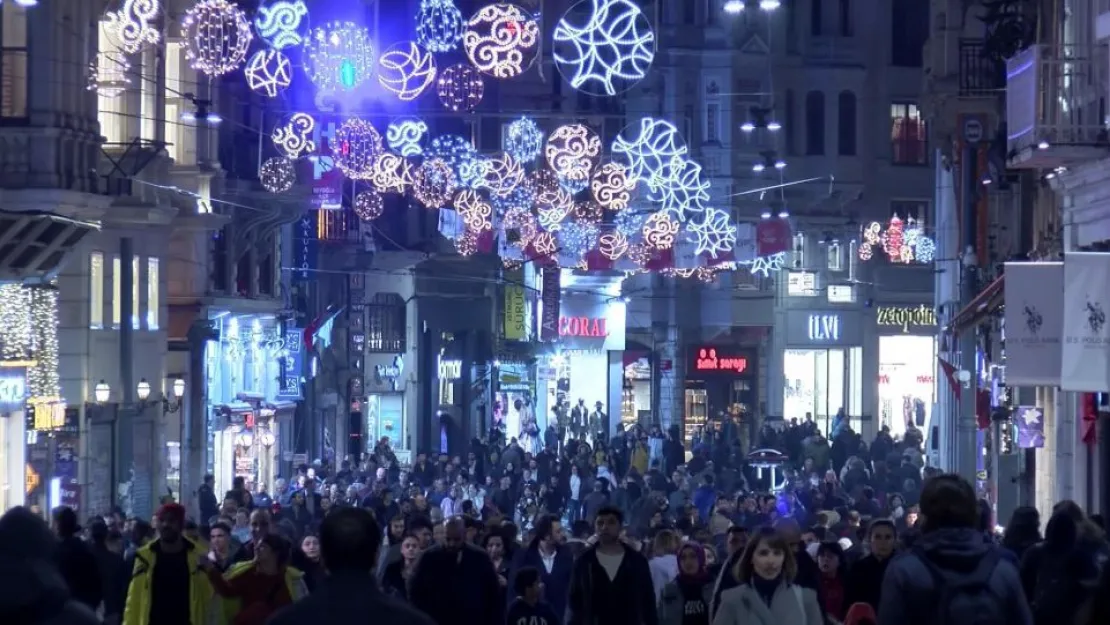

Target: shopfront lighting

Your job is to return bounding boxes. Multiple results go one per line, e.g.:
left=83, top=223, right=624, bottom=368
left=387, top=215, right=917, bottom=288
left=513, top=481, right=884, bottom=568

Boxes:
left=723, top=0, right=743, bottom=13
left=172, top=378, right=186, bottom=399
left=136, top=378, right=151, bottom=401
left=258, top=427, right=276, bottom=447
left=94, top=380, right=110, bottom=403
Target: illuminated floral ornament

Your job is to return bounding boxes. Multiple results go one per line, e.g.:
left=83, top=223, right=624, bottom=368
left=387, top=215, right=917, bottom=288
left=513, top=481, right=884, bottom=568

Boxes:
left=532, top=231, right=557, bottom=256
left=386, top=119, right=428, bottom=157
left=304, top=22, right=376, bottom=91
left=882, top=216, right=904, bottom=260
left=545, top=124, right=601, bottom=183
left=353, top=190, right=385, bottom=221
left=455, top=229, right=480, bottom=256
left=857, top=221, right=881, bottom=261
left=244, top=48, right=293, bottom=97
left=463, top=3, right=541, bottom=79
left=642, top=211, right=679, bottom=250
left=749, top=252, right=786, bottom=277
left=598, top=230, right=629, bottom=260
left=412, top=158, right=458, bottom=208
left=333, top=118, right=384, bottom=180
left=428, top=134, right=484, bottom=187
left=259, top=157, right=296, bottom=193
left=87, top=51, right=131, bottom=97
left=271, top=112, right=316, bottom=159
left=437, top=63, right=485, bottom=112
left=454, top=189, right=493, bottom=232
left=481, top=152, right=525, bottom=197
left=503, top=207, right=538, bottom=247
left=687, top=208, right=737, bottom=258
left=612, top=117, right=687, bottom=184
left=559, top=221, right=599, bottom=257
left=553, top=0, right=655, bottom=97
left=505, top=117, right=544, bottom=164
left=590, top=162, right=635, bottom=211
left=103, top=0, right=161, bottom=54
left=254, top=0, right=308, bottom=50
left=370, top=154, right=410, bottom=194
left=378, top=42, right=437, bottom=101
left=182, top=0, right=253, bottom=76
left=651, top=156, right=710, bottom=221
left=573, top=200, right=603, bottom=225
left=416, top=0, right=465, bottom=53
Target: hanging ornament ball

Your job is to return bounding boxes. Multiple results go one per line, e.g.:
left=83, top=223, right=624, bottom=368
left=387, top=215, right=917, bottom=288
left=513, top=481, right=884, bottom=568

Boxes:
left=573, top=199, right=603, bottom=225
left=259, top=157, right=296, bottom=193
left=412, top=158, right=458, bottom=209
left=272, top=112, right=317, bottom=159
left=371, top=154, right=411, bottom=194
left=463, top=3, right=541, bottom=79
left=304, top=22, right=376, bottom=91
left=437, top=63, right=485, bottom=112
left=642, top=211, right=679, bottom=250
left=244, top=48, right=293, bottom=97
left=353, top=190, right=386, bottom=221
left=505, top=117, right=544, bottom=163
left=333, top=118, right=384, bottom=180
left=532, top=230, right=557, bottom=256
left=378, top=41, right=438, bottom=102
left=545, top=123, right=601, bottom=183
left=552, top=0, right=657, bottom=97
left=254, top=0, right=310, bottom=50
left=454, top=189, right=493, bottom=232
left=455, top=229, right=480, bottom=256
left=598, top=230, right=630, bottom=260
left=416, top=0, right=466, bottom=53
left=591, top=161, right=636, bottom=211
left=182, top=0, right=254, bottom=77
left=502, top=207, right=539, bottom=247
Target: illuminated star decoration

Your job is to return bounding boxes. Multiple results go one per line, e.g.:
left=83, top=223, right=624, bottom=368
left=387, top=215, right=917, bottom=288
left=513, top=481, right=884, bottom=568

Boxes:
left=254, top=0, right=308, bottom=50
left=590, top=162, right=635, bottom=211
left=304, top=22, right=376, bottom=91
left=687, top=208, right=737, bottom=258
left=504, top=117, right=544, bottom=163
left=259, top=157, right=296, bottom=193
left=244, top=48, right=293, bottom=97
left=412, top=158, right=458, bottom=208
left=652, top=156, right=710, bottom=221
left=104, top=0, right=161, bottom=54
left=437, top=63, right=485, bottom=112
left=481, top=152, right=525, bottom=197
left=463, top=3, right=541, bottom=79
left=386, top=119, right=428, bottom=157
left=454, top=189, right=493, bottom=232
left=612, top=117, right=688, bottom=185
left=271, top=112, right=316, bottom=159
left=416, top=0, right=466, bottom=53
left=333, top=118, right=384, bottom=180
left=353, top=190, right=385, bottom=221
left=553, top=0, right=656, bottom=96
left=182, top=0, right=254, bottom=77
left=545, top=123, right=601, bottom=183
left=642, top=211, right=679, bottom=250
left=378, top=42, right=437, bottom=101
left=428, top=134, right=484, bottom=188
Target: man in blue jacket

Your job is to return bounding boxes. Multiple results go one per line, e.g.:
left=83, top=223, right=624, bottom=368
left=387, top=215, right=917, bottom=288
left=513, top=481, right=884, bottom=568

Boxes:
left=508, top=515, right=575, bottom=620
left=692, top=474, right=717, bottom=522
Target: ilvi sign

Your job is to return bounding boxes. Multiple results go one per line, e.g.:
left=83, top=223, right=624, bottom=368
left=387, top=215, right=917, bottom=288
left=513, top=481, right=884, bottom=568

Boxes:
left=877, top=305, right=936, bottom=333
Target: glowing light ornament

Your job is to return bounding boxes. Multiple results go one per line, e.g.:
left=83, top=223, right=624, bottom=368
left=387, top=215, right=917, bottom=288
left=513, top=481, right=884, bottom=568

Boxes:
left=333, top=118, right=384, bottom=180
left=857, top=221, right=881, bottom=261
left=590, top=162, right=635, bottom=211
left=353, top=190, right=385, bottom=221
left=598, top=230, right=629, bottom=260
left=652, top=156, right=710, bottom=221
left=627, top=242, right=652, bottom=267
left=492, top=178, right=537, bottom=216
left=534, top=171, right=574, bottom=230
left=244, top=48, right=293, bottom=97
left=386, top=119, right=428, bottom=157
left=259, top=157, right=296, bottom=193
left=687, top=208, right=737, bottom=258
left=378, top=42, right=437, bottom=101
left=455, top=229, right=480, bottom=256
left=428, top=135, right=484, bottom=188
left=545, top=124, right=601, bottom=183
left=463, top=3, right=541, bottom=78
left=454, top=189, right=493, bottom=232
left=416, top=0, right=466, bottom=53
left=915, top=235, right=936, bottom=263
left=103, top=0, right=161, bottom=55
left=481, top=152, right=525, bottom=198
left=531, top=231, right=558, bottom=256
left=504, top=118, right=544, bottom=165
left=553, top=0, right=656, bottom=97
left=749, top=252, right=786, bottom=277
left=181, top=0, right=253, bottom=77
left=573, top=200, right=603, bottom=225
left=502, top=207, right=539, bottom=247
left=503, top=258, right=523, bottom=270
left=881, top=216, right=905, bottom=261
left=437, top=63, right=485, bottom=112
left=304, top=22, right=376, bottom=91
left=614, top=208, right=648, bottom=237
left=271, top=112, right=316, bottom=159
left=370, top=154, right=410, bottom=194
left=613, top=117, right=688, bottom=185
left=87, top=51, right=131, bottom=97
left=560, top=221, right=599, bottom=257
left=254, top=0, right=308, bottom=49
left=642, top=211, right=679, bottom=250
left=412, top=158, right=458, bottom=209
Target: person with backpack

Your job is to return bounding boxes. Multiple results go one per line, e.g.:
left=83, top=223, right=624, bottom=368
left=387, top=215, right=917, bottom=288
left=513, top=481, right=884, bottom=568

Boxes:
left=875, top=474, right=1032, bottom=625
left=1018, top=510, right=1100, bottom=625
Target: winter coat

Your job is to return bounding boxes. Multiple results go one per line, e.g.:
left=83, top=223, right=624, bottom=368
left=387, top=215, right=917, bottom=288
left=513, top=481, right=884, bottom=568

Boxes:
left=508, top=543, right=575, bottom=620
left=566, top=543, right=658, bottom=625
left=658, top=579, right=712, bottom=625
left=713, top=582, right=823, bottom=625
left=267, top=573, right=435, bottom=625
left=409, top=543, right=502, bottom=625
left=649, top=554, right=678, bottom=602
left=844, top=553, right=892, bottom=611
left=55, top=535, right=103, bottom=611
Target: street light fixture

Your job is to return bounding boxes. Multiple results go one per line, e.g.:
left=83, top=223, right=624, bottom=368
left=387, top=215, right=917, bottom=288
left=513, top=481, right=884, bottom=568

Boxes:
left=136, top=378, right=151, bottom=402
left=724, top=0, right=779, bottom=13
left=94, top=380, right=110, bottom=403
left=172, top=378, right=186, bottom=400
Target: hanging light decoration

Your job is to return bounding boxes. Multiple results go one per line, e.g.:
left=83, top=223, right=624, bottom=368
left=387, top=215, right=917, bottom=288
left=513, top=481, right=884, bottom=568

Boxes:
left=552, top=0, right=657, bottom=97
left=545, top=123, right=601, bottom=184
left=259, top=157, right=296, bottom=193
left=353, top=190, right=385, bottom=221
left=626, top=242, right=652, bottom=267
left=481, top=152, right=525, bottom=198
left=181, top=0, right=253, bottom=77
left=492, top=177, right=537, bottom=216
left=559, top=221, right=599, bottom=256
left=416, top=0, right=466, bottom=53
left=87, top=51, right=131, bottom=97
left=573, top=200, right=603, bottom=225
left=412, top=158, right=458, bottom=208
left=370, top=154, right=410, bottom=194
left=534, top=169, right=573, bottom=230
left=103, top=0, right=161, bottom=54
left=428, top=134, right=484, bottom=188
left=378, top=41, right=438, bottom=102
left=254, top=0, right=309, bottom=49
left=454, top=189, right=493, bottom=232
left=614, top=208, right=648, bottom=237
left=333, top=118, right=384, bottom=180
left=598, top=230, right=629, bottom=260
left=463, top=3, right=541, bottom=78
left=304, top=22, right=376, bottom=91
left=532, top=231, right=557, bottom=256
left=642, top=211, right=679, bottom=250
left=437, top=63, right=485, bottom=112
left=455, top=229, right=480, bottom=256
left=505, top=117, right=545, bottom=163
left=386, top=119, right=429, bottom=157
left=502, top=207, right=538, bottom=247
left=244, top=48, right=293, bottom=97
left=590, top=162, right=635, bottom=211
left=502, top=257, right=523, bottom=270
left=271, top=112, right=317, bottom=159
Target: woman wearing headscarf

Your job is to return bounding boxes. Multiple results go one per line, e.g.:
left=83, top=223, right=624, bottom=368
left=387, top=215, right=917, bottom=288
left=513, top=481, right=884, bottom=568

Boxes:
left=659, top=543, right=714, bottom=625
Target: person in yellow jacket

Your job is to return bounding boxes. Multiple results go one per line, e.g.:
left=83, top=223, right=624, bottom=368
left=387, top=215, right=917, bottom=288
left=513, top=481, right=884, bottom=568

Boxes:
left=202, top=533, right=307, bottom=625
left=123, top=503, right=214, bottom=625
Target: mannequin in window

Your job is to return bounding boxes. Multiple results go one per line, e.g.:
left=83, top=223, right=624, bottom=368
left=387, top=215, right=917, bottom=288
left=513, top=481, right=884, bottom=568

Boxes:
left=589, top=401, right=606, bottom=445
left=571, top=398, right=588, bottom=440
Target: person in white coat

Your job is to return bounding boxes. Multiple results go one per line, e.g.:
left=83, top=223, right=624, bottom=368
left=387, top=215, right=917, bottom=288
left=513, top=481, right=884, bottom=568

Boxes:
left=712, top=527, right=823, bottom=625
left=649, top=529, right=680, bottom=602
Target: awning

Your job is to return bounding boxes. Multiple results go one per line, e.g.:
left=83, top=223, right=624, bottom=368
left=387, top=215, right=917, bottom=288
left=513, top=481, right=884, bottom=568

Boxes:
left=0, top=210, right=100, bottom=282
left=947, top=274, right=1005, bottom=333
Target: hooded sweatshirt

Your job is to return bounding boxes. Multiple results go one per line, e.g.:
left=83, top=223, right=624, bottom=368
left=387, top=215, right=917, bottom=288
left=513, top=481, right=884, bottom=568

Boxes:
left=650, top=554, right=679, bottom=602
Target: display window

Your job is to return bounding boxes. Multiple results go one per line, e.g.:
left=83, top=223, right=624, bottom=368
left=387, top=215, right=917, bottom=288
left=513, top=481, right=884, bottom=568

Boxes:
left=622, top=356, right=651, bottom=427
left=783, top=347, right=863, bottom=436
left=366, top=393, right=405, bottom=449
left=878, top=335, right=936, bottom=440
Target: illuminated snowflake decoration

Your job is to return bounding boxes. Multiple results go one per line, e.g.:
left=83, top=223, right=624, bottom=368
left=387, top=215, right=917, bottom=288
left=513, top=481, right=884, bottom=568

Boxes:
left=416, top=0, right=465, bottom=53
left=642, top=211, right=679, bottom=250
left=590, top=162, right=635, bottom=211
left=652, top=156, right=710, bottom=221
left=454, top=189, right=493, bottom=232
left=259, top=157, right=296, bottom=193
left=687, top=208, right=737, bottom=258
left=245, top=49, right=293, bottom=97
left=749, top=252, right=786, bottom=277
left=271, top=112, right=316, bottom=159
left=613, top=117, right=688, bottom=185
left=505, top=117, right=545, bottom=163
left=532, top=231, right=558, bottom=256
left=353, top=190, right=385, bottom=221
left=455, top=229, right=480, bottom=256
left=545, top=124, right=601, bottom=183
left=480, top=152, right=525, bottom=198
left=463, top=3, right=541, bottom=78
left=614, top=208, right=648, bottom=237
left=304, top=22, right=376, bottom=91
left=412, top=158, right=458, bottom=208
left=428, top=135, right=484, bottom=188
left=333, top=118, right=385, bottom=180
left=553, top=0, right=656, bottom=97
left=598, top=230, right=630, bottom=260
left=254, top=0, right=308, bottom=50
left=573, top=200, right=604, bottom=225
left=370, top=154, right=410, bottom=194
left=437, top=63, right=485, bottom=112
left=503, top=207, right=539, bottom=247
left=104, top=0, right=161, bottom=54
left=559, top=221, right=599, bottom=257
left=378, top=42, right=437, bottom=102
left=182, top=0, right=253, bottom=77
left=386, top=119, right=428, bottom=157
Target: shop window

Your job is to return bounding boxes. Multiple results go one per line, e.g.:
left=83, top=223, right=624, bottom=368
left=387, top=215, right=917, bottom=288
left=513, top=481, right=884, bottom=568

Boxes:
left=787, top=271, right=818, bottom=297
left=1, top=3, right=28, bottom=121
left=891, top=103, right=927, bottom=165
left=827, top=284, right=854, bottom=303
left=146, top=257, right=159, bottom=330
left=891, top=199, right=930, bottom=225
left=684, top=388, right=707, bottom=449
left=837, top=91, right=857, bottom=156
left=784, top=348, right=860, bottom=436
left=827, top=240, right=842, bottom=271
left=848, top=240, right=859, bottom=281
left=706, top=101, right=720, bottom=143
left=367, top=293, right=405, bottom=353
left=791, top=232, right=806, bottom=269
left=111, top=255, right=140, bottom=329
left=89, top=251, right=104, bottom=329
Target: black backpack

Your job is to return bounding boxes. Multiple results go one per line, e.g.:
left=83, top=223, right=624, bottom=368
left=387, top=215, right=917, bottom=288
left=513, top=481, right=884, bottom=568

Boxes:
left=913, top=546, right=1006, bottom=625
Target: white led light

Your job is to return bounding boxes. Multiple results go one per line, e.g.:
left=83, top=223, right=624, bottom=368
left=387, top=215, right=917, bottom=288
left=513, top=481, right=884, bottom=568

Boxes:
left=386, top=119, right=428, bottom=157
left=504, top=117, right=544, bottom=163
left=378, top=42, right=437, bottom=102
left=651, top=156, right=710, bottom=221
left=641, top=211, right=679, bottom=250
left=552, top=0, right=655, bottom=97
left=259, top=157, right=296, bottom=193
left=103, top=0, right=161, bottom=54
left=687, top=207, right=737, bottom=258
left=244, top=48, right=293, bottom=97
left=333, top=118, right=385, bottom=180
left=254, top=0, right=308, bottom=49
left=304, top=22, right=376, bottom=91
left=598, top=231, right=629, bottom=260
left=416, top=0, right=466, bottom=53
left=463, top=3, right=541, bottom=78
left=480, top=152, right=525, bottom=198
left=590, top=162, right=635, bottom=211
left=437, top=63, right=485, bottom=112
left=545, top=123, right=601, bottom=183
left=612, top=117, right=688, bottom=186
left=353, top=190, right=385, bottom=221
left=181, top=0, right=253, bottom=77
left=454, top=189, right=493, bottom=232
left=271, top=112, right=317, bottom=159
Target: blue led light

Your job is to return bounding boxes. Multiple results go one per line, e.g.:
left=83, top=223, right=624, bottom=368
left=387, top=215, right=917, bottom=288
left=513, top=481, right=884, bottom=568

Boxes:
left=552, top=0, right=656, bottom=97
left=386, top=119, right=428, bottom=157
left=614, top=208, right=648, bottom=237
left=428, top=134, right=484, bottom=187
left=416, top=0, right=465, bottom=53
left=254, top=0, right=309, bottom=50
left=504, top=117, right=544, bottom=164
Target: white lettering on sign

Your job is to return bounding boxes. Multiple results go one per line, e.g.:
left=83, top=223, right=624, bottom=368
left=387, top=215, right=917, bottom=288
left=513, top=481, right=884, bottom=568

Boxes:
left=807, top=314, right=840, bottom=341
left=0, top=376, right=25, bottom=404
left=438, top=356, right=462, bottom=380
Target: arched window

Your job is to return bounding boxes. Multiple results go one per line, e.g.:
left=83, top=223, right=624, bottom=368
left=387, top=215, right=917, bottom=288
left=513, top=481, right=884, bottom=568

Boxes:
left=805, top=91, right=825, bottom=155
left=837, top=91, right=857, bottom=156
left=367, top=292, right=406, bottom=352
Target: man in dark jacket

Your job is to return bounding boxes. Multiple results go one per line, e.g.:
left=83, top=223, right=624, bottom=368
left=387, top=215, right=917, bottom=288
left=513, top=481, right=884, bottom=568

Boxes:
left=845, top=519, right=897, bottom=610
left=268, top=507, right=435, bottom=625
left=508, top=515, right=575, bottom=619
left=410, top=517, right=502, bottom=625
left=197, top=474, right=219, bottom=523
left=51, top=506, right=101, bottom=611
left=566, top=506, right=657, bottom=625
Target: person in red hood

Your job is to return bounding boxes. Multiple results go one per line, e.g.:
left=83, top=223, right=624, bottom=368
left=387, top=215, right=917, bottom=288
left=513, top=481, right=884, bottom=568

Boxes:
left=843, top=602, right=876, bottom=625
left=816, top=541, right=848, bottom=623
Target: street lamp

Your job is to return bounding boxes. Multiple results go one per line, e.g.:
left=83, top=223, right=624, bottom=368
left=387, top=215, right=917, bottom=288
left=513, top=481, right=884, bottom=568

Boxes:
left=163, top=378, right=185, bottom=414
left=94, top=380, right=110, bottom=403
left=172, top=378, right=186, bottom=400
left=724, top=0, right=780, bottom=13
left=136, top=378, right=151, bottom=402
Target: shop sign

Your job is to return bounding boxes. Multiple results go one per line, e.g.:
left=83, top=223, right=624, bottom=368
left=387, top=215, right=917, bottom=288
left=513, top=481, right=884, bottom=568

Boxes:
left=877, top=305, right=936, bottom=332
left=0, top=374, right=25, bottom=406
left=293, top=213, right=317, bottom=283
left=691, top=347, right=751, bottom=375
left=374, top=355, right=404, bottom=390
left=438, top=356, right=462, bottom=380
left=559, top=316, right=608, bottom=338
left=540, top=267, right=561, bottom=341
left=277, top=327, right=303, bottom=401
left=503, top=268, right=528, bottom=341
left=808, top=314, right=840, bottom=342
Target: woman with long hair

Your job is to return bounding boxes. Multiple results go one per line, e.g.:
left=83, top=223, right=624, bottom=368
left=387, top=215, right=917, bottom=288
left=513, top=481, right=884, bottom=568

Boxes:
left=650, top=529, right=681, bottom=602
left=815, top=541, right=849, bottom=624
left=659, top=543, right=713, bottom=625
left=712, top=527, right=823, bottom=625
left=298, top=533, right=325, bottom=592
left=381, top=533, right=421, bottom=600
left=482, top=529, right=512, bottom=605
left=1002, top=506, right=1042, bottom=562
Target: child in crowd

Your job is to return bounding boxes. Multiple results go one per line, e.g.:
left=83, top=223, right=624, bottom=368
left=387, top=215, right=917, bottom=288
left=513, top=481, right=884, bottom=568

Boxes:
left=506, top=566, right=562, bottom=625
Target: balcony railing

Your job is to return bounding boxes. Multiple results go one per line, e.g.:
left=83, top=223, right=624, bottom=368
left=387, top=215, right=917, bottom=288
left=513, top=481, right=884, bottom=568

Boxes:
left=958, top=39, right=1005, bottom=97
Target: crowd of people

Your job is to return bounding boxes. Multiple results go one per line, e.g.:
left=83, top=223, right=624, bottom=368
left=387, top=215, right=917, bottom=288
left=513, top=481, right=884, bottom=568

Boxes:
left=3, top=416, right=1110, bottom=625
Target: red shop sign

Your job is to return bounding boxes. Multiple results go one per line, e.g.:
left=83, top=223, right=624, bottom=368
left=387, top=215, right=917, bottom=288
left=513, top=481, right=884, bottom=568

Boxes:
left=692, top=347, right=750, bottom=375
left=559, top=316, right=608, bottom=338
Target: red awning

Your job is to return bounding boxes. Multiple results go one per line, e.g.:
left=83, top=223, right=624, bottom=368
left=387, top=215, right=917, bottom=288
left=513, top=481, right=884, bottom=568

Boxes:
left=947, top=274, right=1005, bottom=333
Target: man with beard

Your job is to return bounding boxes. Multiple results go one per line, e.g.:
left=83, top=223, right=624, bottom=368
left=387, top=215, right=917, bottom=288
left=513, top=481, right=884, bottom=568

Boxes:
left=566, top=506, right=657, bottom=625
left=122, top=503, right=213, bottom=625
left=507, top=515, right=574, bottom=619
left=409, top=517, right=502, bottom=625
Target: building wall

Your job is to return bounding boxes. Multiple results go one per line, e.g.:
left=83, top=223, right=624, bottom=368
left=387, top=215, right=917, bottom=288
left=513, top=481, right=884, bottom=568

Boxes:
left=363, top=264, right=419, bottom=458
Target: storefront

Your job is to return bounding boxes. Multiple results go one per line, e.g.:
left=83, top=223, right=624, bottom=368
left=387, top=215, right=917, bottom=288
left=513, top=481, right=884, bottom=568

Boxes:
left=684, top=345, right=758, bottom=449
left=366, top=352, right=408, bottom=459
left=494, top=360, right=536, bottom=438
left=782, top=309, right=865, bottom=436
left=875, top=304, right=937, bottom=439
left=621, top=353, right=652, bottom=429
left=0, top=371, right=28, bottom=511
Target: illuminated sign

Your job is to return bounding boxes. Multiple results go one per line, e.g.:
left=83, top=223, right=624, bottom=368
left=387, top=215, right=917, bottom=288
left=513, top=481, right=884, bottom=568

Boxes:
left=0, top=375, right=25, bottom=405
left=558, top=316, right=608, bottom=338
left=692, top=348, right=750, bottom=374
left=374, top=355, right=404, bottom=390
left=438, top=356, right=462, bottom=380
left=877, top=305, right=936, bottom=332
left=807, top=314, right=840, bottom=341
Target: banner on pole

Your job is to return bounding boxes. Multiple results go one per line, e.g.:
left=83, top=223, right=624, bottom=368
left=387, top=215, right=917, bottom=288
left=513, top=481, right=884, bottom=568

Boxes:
left=1061, top=252, right=1110, bottom=392
left=1003, top=262, right=1063, bottom=386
